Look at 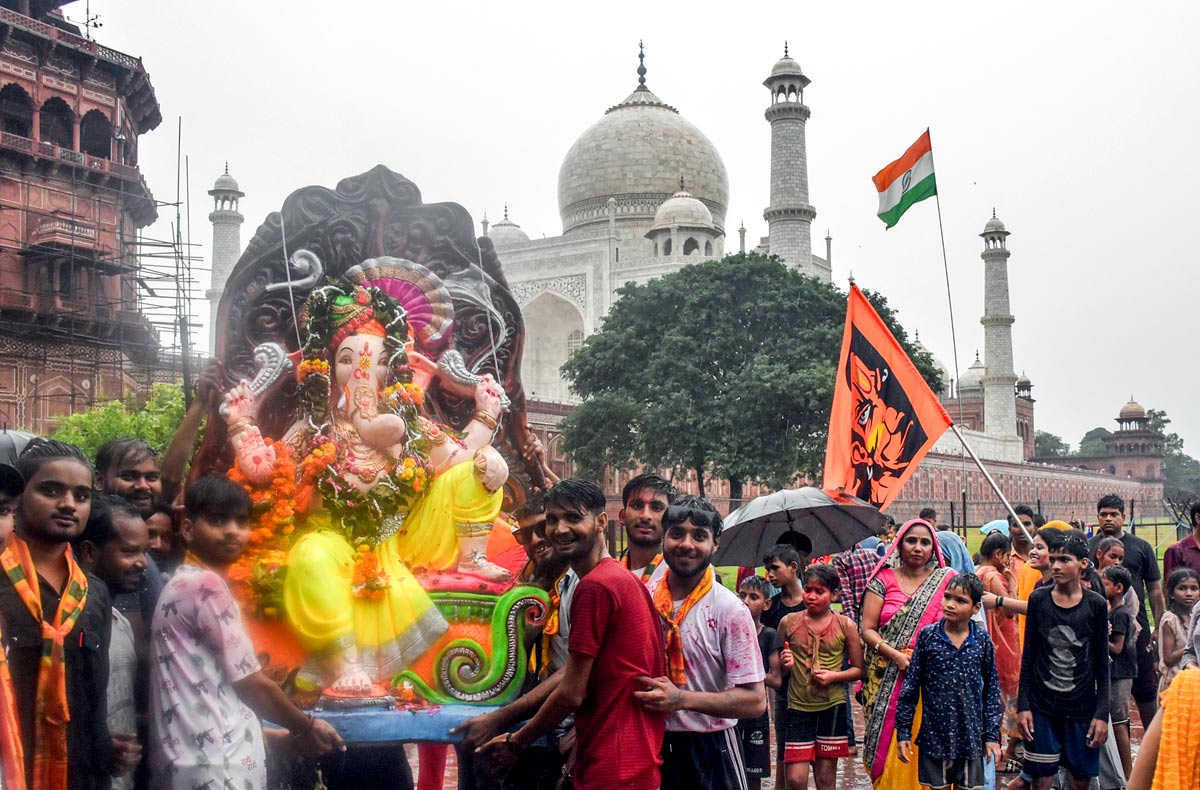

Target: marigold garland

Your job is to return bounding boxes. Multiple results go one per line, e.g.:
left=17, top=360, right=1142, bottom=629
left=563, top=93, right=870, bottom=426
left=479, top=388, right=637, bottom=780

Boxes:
left=227, top=440, right=297, bottom=618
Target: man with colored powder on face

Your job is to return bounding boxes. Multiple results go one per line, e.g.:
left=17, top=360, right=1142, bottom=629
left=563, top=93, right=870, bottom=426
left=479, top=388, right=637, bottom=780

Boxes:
left=477, top=479, right=666, bottom=790
left=637, top=495, right=766, bottom=790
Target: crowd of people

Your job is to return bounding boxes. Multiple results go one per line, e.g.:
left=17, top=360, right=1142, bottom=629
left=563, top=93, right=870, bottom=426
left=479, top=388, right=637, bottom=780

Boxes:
left=1, top=432, right=1200, bottom=790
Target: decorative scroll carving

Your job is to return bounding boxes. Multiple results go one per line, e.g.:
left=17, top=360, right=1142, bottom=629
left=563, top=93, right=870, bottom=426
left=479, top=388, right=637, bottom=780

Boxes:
left=196, top=166, right=543, bottom=493
left=511, top=274, right=587, bottom=311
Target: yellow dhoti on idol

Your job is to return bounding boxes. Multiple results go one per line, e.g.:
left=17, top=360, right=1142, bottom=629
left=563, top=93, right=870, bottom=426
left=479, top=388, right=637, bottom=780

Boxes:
left=284, top=459, right=502, bottom=680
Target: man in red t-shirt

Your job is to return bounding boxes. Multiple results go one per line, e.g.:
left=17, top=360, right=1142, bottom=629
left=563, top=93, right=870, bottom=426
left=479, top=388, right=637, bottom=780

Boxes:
left=480, top=479, right=666, bottom=789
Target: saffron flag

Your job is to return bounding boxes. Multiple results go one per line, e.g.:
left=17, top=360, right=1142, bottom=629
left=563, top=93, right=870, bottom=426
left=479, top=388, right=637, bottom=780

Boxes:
left=822, top=284, right=952, bottom=511
left=873, top=130, right=936, bottom=228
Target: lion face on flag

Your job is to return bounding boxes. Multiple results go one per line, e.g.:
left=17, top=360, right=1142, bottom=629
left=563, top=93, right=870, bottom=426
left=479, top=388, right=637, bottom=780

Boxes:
left=845, top=351, right=915, bottom=505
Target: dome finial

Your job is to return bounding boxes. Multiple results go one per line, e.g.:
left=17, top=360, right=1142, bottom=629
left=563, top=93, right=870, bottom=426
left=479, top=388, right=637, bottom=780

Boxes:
left=503, top=203, right=509, bottom=221
left=992, top=206, right=997, bottom=219
left=784, top=41, right=789, bottom=58
left=224, top=161, right=229, bottom=175
left=637, top=40, right=647, bottom=87
left=679, top=174, right=685, bottom=191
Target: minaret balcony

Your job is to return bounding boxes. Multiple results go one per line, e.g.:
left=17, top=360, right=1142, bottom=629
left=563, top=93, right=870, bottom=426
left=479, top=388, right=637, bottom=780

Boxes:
left=764, top=103, right=811, bottom=123
left=764, top=205, right=816, bottom=222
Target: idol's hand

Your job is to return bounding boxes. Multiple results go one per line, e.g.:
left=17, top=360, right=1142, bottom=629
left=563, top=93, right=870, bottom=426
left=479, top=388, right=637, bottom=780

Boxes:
left=474, top=373, right=505, bottom=417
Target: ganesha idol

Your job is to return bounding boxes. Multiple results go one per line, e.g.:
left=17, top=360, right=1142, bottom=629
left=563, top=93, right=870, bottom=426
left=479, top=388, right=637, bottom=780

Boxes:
left=217, top=256, right=532, bottom=699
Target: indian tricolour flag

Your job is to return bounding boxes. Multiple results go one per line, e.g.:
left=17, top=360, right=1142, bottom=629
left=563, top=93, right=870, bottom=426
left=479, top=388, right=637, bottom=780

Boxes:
left=873, top=130, right=936, bottom=229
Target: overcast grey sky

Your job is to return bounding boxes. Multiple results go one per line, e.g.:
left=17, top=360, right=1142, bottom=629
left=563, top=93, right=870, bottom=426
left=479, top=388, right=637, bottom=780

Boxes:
left=80, top=0, right=1199, bottom=456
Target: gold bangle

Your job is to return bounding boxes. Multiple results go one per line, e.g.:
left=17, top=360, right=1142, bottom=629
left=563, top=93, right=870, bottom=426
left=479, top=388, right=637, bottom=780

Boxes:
left=472, top=410, right=499, bottom=431
left=228, top=416, right=256, bottom=437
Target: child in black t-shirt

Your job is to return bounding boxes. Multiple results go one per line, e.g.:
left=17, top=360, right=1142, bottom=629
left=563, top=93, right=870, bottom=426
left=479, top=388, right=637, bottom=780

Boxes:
left=1101, top=564, right=1136, bottom=778
left=736, top=575, right=781, bottom=790
left=1017, top=531, right=1110, bottom=790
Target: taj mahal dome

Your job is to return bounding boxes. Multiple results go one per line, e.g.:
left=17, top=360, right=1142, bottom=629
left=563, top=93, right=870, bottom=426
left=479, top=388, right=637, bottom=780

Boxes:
left=488, top=44, right=829, bottom=401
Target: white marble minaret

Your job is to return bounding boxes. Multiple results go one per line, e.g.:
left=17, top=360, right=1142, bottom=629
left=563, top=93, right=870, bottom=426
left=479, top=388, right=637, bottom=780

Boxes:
left=206, top=165, right=244, bottom=351
left=980, top=212, right=1018, bottom=438
left=763, top=43, right=828, bottom=282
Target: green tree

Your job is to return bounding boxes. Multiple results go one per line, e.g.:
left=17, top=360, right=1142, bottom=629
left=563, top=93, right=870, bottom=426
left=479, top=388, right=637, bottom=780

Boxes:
left=1034, top=430, right=1069, bottom=457
left=1146, top=408, right=1200, bottom=501
left=51, top=383, right=185, bottom=460
left=1079, top=426, right=1112, bottom=456
left=559, top=253, right=943, bottom=504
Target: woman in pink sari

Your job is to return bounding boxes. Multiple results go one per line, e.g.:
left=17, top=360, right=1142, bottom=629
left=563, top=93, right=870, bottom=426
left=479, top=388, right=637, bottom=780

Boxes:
left=859, top=518, right=956, bottom=789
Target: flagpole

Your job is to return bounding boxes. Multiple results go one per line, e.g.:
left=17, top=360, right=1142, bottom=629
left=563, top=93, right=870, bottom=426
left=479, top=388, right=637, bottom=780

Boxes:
left=949, top=424, right=1034, bottom=544
left=926, top=128, right=971, bottom=524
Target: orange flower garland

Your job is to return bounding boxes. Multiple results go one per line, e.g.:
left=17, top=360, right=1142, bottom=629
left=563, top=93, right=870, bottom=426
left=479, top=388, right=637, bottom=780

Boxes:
left=382, top=382, right=424, bottom=409
left=351, top=544, right=390, bottom=601
left=227, top=440, right=298, bottom=617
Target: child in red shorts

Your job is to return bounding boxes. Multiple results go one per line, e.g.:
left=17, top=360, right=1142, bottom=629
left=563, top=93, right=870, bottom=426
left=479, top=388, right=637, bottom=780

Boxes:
left=779, top=565, right=864, bottom=790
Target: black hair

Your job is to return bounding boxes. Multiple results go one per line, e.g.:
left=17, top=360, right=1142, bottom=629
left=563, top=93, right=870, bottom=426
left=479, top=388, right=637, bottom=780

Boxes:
left=512, top=491, right=546, bottom=521
left=621, top=473, right=675, bottom=507
left=1166, top=567, right=1200, bottom=596
left=738, top=575, right=772, bottom=598
left=1102, top=565, right=1133, bottom=593
left=545, top=479, right=606, bottom=516
left=74, top=493, right=141, bottom=552
left=1098, top=493, right=1125, bottom=515
left=980, top=531, right=1012, bottom=558
left=1033, top=513, right=1047, bottom=528
left=1008, top=504, right=1035, bottom=526
left=147, top=502, right=174, bottom=520
left=802, top=563, right=840, bottom=592
left=918, top=507, right=937, bottom=521
left=1190, top=501, right=1200, bottom=525
left=95, top=437, right=158, bottom=477
left=184, top=475, right=251, bottom=523
left=664, top=495, right=723, bottom=539
left=763, top=543, right=802, bottom=569
left=1056, top=531, right=1089, bottom=561
left=947, top=572, right=984, bottom=604
left=1094, top=536, right=1123, bottom=562
left=1036, top=526, right=1070, bottom=552
left=16, top=438, right=92, bottom=484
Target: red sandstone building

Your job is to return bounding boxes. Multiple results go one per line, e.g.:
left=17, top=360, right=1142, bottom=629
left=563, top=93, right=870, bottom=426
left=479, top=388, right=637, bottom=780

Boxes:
left=0, top=0, right=164, bottom=433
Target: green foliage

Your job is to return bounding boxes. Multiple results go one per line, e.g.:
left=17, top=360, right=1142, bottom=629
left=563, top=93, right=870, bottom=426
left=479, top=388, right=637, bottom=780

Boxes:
left=1147, top=408, right=1200, bottom=501
left=50, top=383, right=185, bottom=460
left=559, top=253, right=944, bottom=494
left=1079, top=426, right=1112, bottom=456
left=1034, top=430, right=1070, bottom=457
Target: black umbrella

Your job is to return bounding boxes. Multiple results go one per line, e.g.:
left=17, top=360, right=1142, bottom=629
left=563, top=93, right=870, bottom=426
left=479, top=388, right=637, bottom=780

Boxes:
left=714, top=487, right=883, bottom=566
left=0, top=427, right=35, bottom=467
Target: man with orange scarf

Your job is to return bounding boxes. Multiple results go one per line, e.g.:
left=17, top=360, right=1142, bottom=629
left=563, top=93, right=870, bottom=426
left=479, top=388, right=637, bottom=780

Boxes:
left=0, top=439, right=113, bottom=790
left=637, top=495, right=767, bottom=790
left=0, top=461, right=27, bottom=790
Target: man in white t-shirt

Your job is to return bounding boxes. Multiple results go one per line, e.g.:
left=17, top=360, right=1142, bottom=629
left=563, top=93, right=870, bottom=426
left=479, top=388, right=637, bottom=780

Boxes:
left=149, top=475, right=342, bottom=790
left=636, top=495, right=766, bottom=790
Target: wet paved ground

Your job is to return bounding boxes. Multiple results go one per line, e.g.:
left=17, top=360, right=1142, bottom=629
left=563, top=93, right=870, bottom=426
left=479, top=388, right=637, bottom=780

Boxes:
left=406, top=704, right=1147, bottom=789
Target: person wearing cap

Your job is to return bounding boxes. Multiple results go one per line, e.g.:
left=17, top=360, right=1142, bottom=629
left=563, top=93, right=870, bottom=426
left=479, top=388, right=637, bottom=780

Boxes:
left=0, top=462, right=26, bottom=790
